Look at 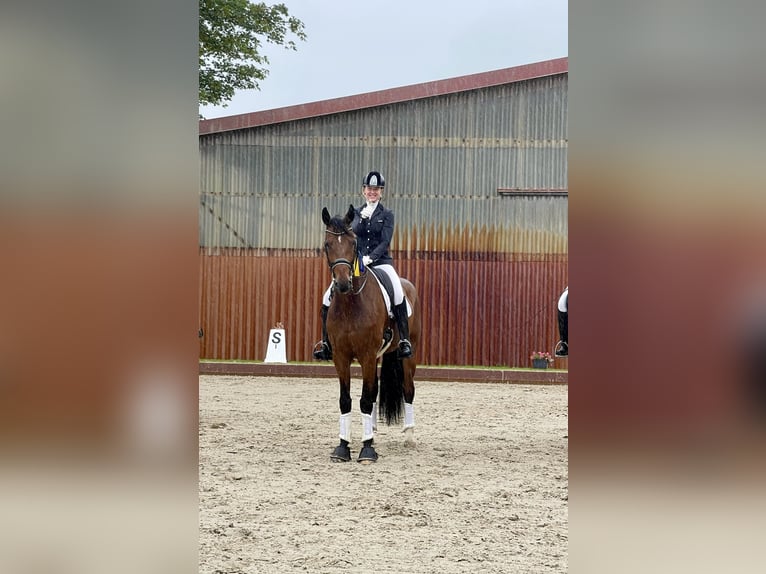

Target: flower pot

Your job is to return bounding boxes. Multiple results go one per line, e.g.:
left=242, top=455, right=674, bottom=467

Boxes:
left=532, top=358, right=549, bottom=369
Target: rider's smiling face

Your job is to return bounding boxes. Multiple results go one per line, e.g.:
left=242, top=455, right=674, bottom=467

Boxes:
left=363, top=185, right=382, bottom=203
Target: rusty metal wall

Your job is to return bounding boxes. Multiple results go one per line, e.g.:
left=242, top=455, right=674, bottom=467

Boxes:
left=199, top=247, right=567, bottom=368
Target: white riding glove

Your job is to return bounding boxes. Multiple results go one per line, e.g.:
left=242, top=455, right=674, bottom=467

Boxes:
left=362, top=256, right=372, bottom=266
left=360, top=204, right=374, bottom=219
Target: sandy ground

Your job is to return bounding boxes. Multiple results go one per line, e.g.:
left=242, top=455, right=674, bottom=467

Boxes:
left=199, top=375, right=568, bottom=573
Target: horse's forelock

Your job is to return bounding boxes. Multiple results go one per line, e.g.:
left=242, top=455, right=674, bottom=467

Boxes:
left=328, top=215, right=350, bottom=234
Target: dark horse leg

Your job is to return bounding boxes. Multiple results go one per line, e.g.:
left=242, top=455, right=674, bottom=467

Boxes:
left=330, top=360, right=352, bottom=462
left=357, top=354, right=379, bottom=463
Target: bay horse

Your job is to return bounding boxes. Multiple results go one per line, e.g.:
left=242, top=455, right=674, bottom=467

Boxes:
left=321, top=205, right=421, bottom=463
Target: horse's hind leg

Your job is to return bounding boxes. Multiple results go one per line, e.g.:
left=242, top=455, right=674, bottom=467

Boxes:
left=402, top=360, right=416, bottom=446
left=371, top=371, right=379, bottom=432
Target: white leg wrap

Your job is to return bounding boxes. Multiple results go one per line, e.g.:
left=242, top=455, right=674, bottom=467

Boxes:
left=371, top=402, right=378, bottom=431
left=403, top=402, right=415, bottom=430
left=322, top=285, right=333, bottom=307
left=361, top=412, right=375, bottom=442
left=339, top=412, right=352, bottom=442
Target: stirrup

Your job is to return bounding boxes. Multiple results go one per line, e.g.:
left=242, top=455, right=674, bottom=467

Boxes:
left=397, top=339, right=413, bottom=358
left=313, top=341, right=332, bottom=360
left=554, top=340, right=568, bottom=358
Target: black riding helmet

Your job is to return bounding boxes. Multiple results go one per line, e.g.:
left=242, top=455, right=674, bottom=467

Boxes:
left=362, top=171, right=385, bottom=188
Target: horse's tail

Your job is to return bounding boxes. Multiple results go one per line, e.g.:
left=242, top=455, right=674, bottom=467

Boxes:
left=378, top=352, right=404, bottom=425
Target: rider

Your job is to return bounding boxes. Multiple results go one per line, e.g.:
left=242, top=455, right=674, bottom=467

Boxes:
left=554, top=286, right=568, bottom=357
left=313, top=170, right=413, bottom=360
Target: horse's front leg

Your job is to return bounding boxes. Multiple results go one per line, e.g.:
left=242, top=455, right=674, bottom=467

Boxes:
left=330, top=359, right=353, bottom=462
left=357, top=354, right=379, bottom=463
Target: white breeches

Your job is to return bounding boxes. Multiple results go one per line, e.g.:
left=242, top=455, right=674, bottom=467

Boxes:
left=558, top=287, right=568, bottom=313
left=373, top=264, right=404, bottom=305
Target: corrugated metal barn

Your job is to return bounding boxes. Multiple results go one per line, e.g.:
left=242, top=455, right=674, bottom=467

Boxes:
left=199, top=57, right=568, bottom=368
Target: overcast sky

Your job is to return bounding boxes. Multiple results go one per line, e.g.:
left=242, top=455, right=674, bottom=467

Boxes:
left=199, top=0, right=568, bottom=119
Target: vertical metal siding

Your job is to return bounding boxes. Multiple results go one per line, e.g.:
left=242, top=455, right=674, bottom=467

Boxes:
left=199, top=248, right=566, bottom=368
left=199, top=75, right=568, bottom=250
left=198, top=74, right=567, bottom=367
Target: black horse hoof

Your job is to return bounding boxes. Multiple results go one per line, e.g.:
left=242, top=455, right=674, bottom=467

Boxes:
left=357, top=445, right=378, bottom=463
left=330, top=444, right=351, bottom=462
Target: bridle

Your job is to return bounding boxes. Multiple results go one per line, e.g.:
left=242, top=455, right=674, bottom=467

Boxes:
left=325, top=227, right=368, bottom=295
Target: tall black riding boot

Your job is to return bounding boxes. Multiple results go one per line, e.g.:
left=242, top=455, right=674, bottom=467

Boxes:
left=555, top=310, right=568, bottom=357
left=313, top=305, right=332, bottom=360
left=393, top=302, right=413, bottom=359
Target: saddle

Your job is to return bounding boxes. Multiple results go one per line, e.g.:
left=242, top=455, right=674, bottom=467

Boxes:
left=368, top=267, right=396, bottom=317
left=367, top=267, right=413, bottom=317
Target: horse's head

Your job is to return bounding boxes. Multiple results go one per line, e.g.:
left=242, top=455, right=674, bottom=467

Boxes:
left=322, top=205, right=358, bottom=294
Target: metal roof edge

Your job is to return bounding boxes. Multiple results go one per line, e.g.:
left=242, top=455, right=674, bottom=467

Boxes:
left=199, top=57, right=568, bottom=135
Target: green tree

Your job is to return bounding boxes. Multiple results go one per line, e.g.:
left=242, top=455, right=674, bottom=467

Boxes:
left=199, top=0, right=306, bottom=107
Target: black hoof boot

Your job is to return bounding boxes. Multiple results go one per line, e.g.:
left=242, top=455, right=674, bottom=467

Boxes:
left=330, top=440, right=351, bottom=462
left=357, top=439, right=378, bottom=463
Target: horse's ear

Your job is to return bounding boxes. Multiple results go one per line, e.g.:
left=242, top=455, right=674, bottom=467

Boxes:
left=344, top=204, right=355, bottom=225
left=322, top=207, right=331, bottom=226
